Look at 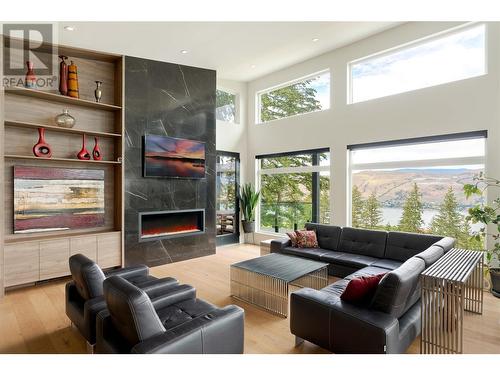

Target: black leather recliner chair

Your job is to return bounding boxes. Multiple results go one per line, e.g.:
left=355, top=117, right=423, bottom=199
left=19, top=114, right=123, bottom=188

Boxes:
left=96, top=276, right=245, bottom=354
left=65, top=254, right=179, bottom=351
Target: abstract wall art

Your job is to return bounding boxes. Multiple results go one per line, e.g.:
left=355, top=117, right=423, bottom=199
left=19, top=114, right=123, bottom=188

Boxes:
left=143, top=135, right=206, bottom=178
left=14, top=166, right=105, bottom=233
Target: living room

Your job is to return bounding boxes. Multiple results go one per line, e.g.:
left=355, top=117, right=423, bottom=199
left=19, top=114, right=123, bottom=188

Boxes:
left=0, top=1, right=499, bottom=373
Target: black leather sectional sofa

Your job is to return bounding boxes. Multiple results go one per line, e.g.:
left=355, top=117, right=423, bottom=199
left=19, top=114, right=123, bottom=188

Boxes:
left=271, top=223, right=455, bottom=354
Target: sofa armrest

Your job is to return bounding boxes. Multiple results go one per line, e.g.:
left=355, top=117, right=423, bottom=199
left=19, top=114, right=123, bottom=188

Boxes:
left=131, top=305, right=244, bottom=354
left=150, top=284, right=197, bottom=310
left=270, top=238, right=290, bottom=253
left=104, top=264, right=149, bottom=280
left=291, top=288, right=399, bottom=353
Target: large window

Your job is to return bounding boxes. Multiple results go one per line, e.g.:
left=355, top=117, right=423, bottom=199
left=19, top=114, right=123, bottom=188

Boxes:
left=349, top=24, right=486, bottom=104
left=257, top=71, right=330, bottom=123
left=257, top=149, right=330, bottom=233
left=216, top=89, right=237, bottom=123
left=349, top=133, right=486, bottom=249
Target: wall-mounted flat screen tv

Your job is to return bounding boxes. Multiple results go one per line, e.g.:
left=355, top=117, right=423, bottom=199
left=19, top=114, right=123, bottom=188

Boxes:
left=143, top=134, right=206, bottom=178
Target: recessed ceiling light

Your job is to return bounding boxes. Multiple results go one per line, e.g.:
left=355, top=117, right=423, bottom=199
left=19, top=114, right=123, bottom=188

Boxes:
left=251, top=64, right=256, bottom=68
left=180, top=50, right=188, bottom=54
left=312, top=38, right=319, bottom=42
left=64, top=26, right=76, bottom=31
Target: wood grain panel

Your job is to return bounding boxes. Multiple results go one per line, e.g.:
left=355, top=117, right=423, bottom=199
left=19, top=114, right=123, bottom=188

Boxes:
left=70, top=235, right=97, bottom=261
left=4, top=242, right=40, bottom=287
left=4, top=94, right=116, bottom=134
left=4, top=125, right=118, bottom=161
left=97, top=232, right=122, bottom=269
left=0, top=36, right=4, bottom=296
left=5, top=48, right=117, bottom=105
left=40, top=238, right=70, bottom=279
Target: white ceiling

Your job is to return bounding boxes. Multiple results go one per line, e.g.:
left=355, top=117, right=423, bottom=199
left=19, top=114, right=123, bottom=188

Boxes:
left=57, top=22, right=400, bottom=82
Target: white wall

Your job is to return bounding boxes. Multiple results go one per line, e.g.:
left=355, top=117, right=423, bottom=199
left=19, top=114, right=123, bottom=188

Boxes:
left=216, top=79, right=248, bottom=243
left=245, top=21, right=500, bottom=244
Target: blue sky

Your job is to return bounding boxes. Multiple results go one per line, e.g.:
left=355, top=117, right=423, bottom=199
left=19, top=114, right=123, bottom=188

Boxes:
left=351, top=24, right=485, bottom=103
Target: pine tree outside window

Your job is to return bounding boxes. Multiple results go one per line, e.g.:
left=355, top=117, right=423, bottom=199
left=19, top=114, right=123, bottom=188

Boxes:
left=348, top=133, right=486, bottom=249
left=257, top=71, right=330, bottom=124
left=256, top=149, right=330, bottom=233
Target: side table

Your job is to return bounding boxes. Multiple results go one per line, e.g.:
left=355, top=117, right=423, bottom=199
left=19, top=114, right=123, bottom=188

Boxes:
left=420, top=248, right=484, bottom=354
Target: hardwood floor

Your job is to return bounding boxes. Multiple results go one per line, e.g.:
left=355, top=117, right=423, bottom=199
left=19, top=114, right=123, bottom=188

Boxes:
left=0, top=243, right=498, bottom=354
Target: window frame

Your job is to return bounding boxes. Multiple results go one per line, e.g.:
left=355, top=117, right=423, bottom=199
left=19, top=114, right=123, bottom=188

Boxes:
left=347, top=22, right=487, bottom=104
left=255, top=69, right=331, bottom=124
left=346, top=131, right=487, bottom=227
left=256, top=148, right=331, bottom=234
left=216, top=87, right=240, bottom=124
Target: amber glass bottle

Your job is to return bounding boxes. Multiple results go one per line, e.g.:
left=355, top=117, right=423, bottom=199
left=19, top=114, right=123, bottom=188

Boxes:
left=67, top=60, right=79, bottom=98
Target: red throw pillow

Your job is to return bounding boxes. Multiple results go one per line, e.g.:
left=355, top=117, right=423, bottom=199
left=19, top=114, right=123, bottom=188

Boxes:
left=286, top=231, right=298, bottom=247
left=295, top=230, right=319, bottom=248
left=340, top=273, right=387, bottom=303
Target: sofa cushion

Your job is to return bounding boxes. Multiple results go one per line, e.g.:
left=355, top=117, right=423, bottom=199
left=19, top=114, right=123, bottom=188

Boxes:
left=295, top=230, right=319, bottom=248
left=333, top=253, right=379, bottom=269
left=371, top=259, right=403, bottom=270
left=305, top=223, right=342, bottom=251
left=321, top=279, right=350, bottom=297
left=415, top=245, right=444, bottom=268
left=371, top=257, right=425, bottom=318
left=338, top=227, right=387, bottom=258
left=281, top=247, right=331, bottom=261
left=341, top=273, right=386, bottom=303
left=385, top=232, right=443, bottom=262
left=433, top=237, right=455, bottom=253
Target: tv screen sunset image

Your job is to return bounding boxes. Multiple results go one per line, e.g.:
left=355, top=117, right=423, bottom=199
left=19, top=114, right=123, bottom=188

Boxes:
left=144, top=135, right=206, bottom=178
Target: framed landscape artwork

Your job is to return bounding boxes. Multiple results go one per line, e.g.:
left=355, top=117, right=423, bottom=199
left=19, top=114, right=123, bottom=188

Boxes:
left=143, top=134, right=206, bottom=178
left=14, top=166, right=105, bottom=234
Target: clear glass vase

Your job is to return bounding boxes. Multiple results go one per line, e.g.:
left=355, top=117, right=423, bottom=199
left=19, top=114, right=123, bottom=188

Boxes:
left=55, top=109, right=76, bottom=128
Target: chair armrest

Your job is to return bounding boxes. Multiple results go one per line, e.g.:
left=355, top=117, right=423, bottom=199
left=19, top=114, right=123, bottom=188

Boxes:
left=270, top=238, right=290, bottom=253
left=150, top=284, right=196, bottom=310
left=131, top=305, right=244, bottom=354
left=104, top=264, right=149, bottom=280
left=291, top=288, right=399, bottom=353
left=83, top=296, right=107, bottom=344
left=141, top=277, right=179, bottom=299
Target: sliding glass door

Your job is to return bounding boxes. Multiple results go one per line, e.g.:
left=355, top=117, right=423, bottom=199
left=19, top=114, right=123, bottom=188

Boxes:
left=216, top=151, right=240, bottom=246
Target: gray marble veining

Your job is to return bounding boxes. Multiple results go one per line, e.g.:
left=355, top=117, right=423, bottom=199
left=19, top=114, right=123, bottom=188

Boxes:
left=124, top=56, right=216, bottom=267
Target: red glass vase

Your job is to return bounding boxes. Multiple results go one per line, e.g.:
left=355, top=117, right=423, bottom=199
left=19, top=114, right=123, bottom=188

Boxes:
left=77, top=134, right=91, bottom=160
left=25, top=61, right=36, bottom=88
left=33, top=128, right=52, bottom=158
left=58, top=55, right=68, bottom=95
left=92, top=137, right=102, bottom=160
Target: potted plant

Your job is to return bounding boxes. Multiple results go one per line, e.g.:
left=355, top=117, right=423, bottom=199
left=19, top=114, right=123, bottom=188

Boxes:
left=239, top=183, right=260, bottom=233
left=464, top=173, right=500, bottom=297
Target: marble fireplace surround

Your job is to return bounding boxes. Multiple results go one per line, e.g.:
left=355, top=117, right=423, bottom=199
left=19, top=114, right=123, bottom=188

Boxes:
left=124, top=56, right=216, bottom=267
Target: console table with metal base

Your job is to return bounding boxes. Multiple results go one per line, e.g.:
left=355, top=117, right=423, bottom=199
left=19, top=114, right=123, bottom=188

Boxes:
left=420, top=248, right=484, bottom=354
left=230, top=253, right=328, bottom=317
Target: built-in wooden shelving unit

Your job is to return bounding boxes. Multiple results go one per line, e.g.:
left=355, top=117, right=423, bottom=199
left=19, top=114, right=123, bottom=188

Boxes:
left=6, top=85, right=122, bottom=111
left=5, top=120, right=122, bottom=138
left=4, top=154, right=122, bottom=164
left=1, top=36, right=125, bottom=295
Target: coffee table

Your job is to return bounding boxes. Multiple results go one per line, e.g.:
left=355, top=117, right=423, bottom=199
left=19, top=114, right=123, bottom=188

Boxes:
left=230, top=253, right=328, bottom=317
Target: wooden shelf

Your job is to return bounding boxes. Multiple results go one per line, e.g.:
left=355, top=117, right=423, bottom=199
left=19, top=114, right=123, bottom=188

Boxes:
left=4, top=120, right=122, bottom=138
left=4, top=154, right=121, bottom=165
left=5, top=86, right=122, bottom=111
left=5, top=230, right=121, bottom=244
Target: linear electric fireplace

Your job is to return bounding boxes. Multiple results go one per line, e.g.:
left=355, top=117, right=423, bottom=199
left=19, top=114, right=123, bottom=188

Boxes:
left=139, top=209, right=205, bottom=242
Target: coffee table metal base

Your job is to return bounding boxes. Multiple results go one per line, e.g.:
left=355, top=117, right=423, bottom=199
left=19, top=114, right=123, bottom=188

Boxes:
left=230, top=265, right=328, bottom=317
